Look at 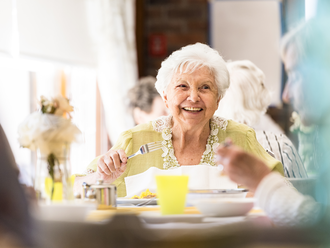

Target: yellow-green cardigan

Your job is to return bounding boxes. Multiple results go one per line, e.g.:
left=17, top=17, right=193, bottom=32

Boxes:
left=86, top=116, right=284, bottom=197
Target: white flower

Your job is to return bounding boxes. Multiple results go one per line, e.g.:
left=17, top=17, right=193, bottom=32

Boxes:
left=18, top=112, right=81, bottom=156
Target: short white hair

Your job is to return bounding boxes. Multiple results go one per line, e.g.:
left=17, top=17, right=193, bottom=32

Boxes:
left=155, top=43, right=230, bottom=99
left=216, top=60, right=271, bottom=126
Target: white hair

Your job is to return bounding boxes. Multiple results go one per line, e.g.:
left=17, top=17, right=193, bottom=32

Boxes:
left=216, top=60, right=271, bottom=126
left=280, top=21, right=308, bottom=63
left=155, top=43, right=230, bottom=99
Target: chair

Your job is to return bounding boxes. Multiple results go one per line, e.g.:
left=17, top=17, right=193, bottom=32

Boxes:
left=287, top=177, right=317, bottom=200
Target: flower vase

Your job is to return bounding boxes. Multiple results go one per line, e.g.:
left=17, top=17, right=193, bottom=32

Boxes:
left=35, top=143, right=74, bottom=202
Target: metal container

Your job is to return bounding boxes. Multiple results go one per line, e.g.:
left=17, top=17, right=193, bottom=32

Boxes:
left=89, top=179, right=117, bottom=209
left=81, top=182, right=91, bottom=200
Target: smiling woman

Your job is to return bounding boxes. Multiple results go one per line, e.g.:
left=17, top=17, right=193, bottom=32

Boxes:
left=75, top=43, right=284, bottom=197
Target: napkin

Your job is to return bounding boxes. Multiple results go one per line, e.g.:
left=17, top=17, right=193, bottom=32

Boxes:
left=124, top=165, right=237, bottom=198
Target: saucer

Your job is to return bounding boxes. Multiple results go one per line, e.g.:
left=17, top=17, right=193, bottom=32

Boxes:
left=138, top=211, right=204, bottom=224
left=193, top=198, right=255, bottom=217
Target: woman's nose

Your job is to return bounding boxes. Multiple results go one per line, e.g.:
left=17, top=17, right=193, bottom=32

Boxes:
left=187, top=89, right=200, bottom=102
left=282, top=82, right=290, bottom=104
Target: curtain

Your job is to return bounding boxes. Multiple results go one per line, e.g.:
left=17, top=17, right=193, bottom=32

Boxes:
left=86, top=0, right=137, bottom=145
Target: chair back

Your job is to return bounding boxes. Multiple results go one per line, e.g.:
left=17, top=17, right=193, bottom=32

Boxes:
left=287, top=177, right=317, bottom=200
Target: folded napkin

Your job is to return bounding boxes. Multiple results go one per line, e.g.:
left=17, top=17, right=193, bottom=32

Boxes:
left=125, top=165, right=237, bottom=198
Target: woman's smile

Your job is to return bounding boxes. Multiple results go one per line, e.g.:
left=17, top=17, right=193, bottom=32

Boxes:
left=182, top=107, right=203, bottom=112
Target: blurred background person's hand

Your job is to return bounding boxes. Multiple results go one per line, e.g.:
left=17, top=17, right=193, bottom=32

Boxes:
left=216, top=141, right=271, bottom=192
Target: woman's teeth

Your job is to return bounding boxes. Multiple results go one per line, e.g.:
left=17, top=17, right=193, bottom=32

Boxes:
left=183, top=107, right=202, bottom=112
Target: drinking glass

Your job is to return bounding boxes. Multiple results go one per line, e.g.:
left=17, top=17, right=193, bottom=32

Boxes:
left=156, top=175, right=189, bottom=215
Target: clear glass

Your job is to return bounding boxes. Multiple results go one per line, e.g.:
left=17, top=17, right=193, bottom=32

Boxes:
left=34, top=143, right=73, bottom=202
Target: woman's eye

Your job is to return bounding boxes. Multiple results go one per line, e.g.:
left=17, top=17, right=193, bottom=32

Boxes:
left=177, top=84, right=187, bottom=88
left=201, top=85, right=210, bottom=90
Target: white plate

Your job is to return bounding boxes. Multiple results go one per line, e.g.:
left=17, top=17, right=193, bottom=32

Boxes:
left=186, top=189, right=248, bottom=204
left=34, top=202, right=97, bottom=222
left=117, top=198, right=158, bottom=205
left=139, top=211, right=204, bottom=224
left=193, top=198, right=255, bottom=217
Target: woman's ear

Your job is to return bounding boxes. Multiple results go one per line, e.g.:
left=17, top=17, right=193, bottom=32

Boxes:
left=216, top=96, right=221, bottom=107
left=163, top=92, right=169, bottom=108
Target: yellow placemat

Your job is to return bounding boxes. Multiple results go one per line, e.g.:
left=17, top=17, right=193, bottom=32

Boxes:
left=86, top=206, right=263, bottom=222
left=249, top=208, right=265, bottom=215
left=86, top=206, right=201, bottom=222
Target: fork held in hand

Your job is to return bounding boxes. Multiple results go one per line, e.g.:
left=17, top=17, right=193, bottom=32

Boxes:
left=127, top=141, right=163, bottom=160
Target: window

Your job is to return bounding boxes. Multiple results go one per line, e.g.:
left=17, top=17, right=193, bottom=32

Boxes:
left=0, top=55, right=99, bottom=184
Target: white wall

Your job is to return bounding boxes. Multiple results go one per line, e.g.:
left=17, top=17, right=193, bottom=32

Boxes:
left=210, top=0, right=282, bottom=106
left=0, top=0, right=13, bottom=55
left=0, top=0, right=96, bottom=65
left=0, top=61, right=31, bottom=168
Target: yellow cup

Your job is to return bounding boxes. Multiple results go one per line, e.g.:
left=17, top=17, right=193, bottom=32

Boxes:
left=156, top=175, right=189, bottom=215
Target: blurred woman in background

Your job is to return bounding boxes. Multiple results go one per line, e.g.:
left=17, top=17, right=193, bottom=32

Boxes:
left=128, top=76, right=169, bottom=125
left=216, top=60, right=283, bottom=133
left=216, top=60, right=307, bottom=178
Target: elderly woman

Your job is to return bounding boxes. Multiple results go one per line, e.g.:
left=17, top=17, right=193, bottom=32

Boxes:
left=77, top=43, right=283, bottom=197
left=216, top=60, right=307, bottom=178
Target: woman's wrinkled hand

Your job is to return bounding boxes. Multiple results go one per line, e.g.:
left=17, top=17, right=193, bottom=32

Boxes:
left=215, top=142, right=271, bottom=192
left=96, top=149, right=127, bottom=183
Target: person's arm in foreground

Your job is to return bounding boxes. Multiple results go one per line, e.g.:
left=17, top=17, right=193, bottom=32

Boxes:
left=216, top=141, right=322, bottom=227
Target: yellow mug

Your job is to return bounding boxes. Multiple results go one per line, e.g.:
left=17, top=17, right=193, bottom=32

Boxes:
left=155, top=175, right=189, bottom=215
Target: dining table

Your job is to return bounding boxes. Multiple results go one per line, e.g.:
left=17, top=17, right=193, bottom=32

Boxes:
left=34, top=202, right=282, bottom=248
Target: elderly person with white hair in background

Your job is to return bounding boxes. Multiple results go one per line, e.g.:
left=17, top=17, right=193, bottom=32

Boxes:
left=216, top=60, right=307, bottom=178
left=76, top=43, right=283, bottom=197
left=216, top=60, right=283, bottom=134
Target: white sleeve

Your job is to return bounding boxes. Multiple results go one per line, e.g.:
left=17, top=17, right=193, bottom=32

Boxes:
left=255, top=172, right=321, bottom=226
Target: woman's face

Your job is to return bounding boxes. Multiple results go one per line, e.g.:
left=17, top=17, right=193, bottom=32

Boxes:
left=163, top=66, right=220, bottom=128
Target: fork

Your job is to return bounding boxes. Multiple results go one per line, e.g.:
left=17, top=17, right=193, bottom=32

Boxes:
left=127, top=141, right=163, bottom=160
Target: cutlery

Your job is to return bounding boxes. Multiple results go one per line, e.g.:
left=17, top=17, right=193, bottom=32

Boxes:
left=127, top=141, right=163, bottom=160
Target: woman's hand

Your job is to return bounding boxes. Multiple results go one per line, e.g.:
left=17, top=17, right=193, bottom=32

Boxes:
left=215, top=143, right=271, bottom=192
left=96, top=149, right=128, bottom=183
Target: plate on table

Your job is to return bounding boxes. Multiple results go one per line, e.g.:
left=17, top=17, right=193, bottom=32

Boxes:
left=139, top=212, right=204, bottom=224
left=193, top=198, right=255, bottom=217
left=117, top=197, right=158, bottom=206
left=34, top=202, right=97, bottom=222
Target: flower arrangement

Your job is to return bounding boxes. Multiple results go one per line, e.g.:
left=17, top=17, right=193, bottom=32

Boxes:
left=290, top=111, right=317, bottom=175
left=18, top=96, right=81, bottom=200
left=290, top=111, right=315, bottom=134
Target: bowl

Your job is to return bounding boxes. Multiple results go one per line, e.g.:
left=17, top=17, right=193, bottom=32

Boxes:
left=186, top=189, right=248, bottom=205
left=33, top=201, right=97, bottom=222
left=193, top=198, right=255, bottom=217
